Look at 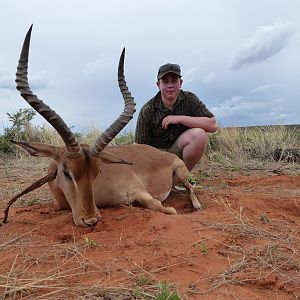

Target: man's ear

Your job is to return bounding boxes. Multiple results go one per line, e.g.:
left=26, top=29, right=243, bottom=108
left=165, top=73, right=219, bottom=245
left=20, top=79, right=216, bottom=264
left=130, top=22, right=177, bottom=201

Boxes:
left=99, top=151, right=132, bottom=165
left=10, top=140, right=61, bottom=160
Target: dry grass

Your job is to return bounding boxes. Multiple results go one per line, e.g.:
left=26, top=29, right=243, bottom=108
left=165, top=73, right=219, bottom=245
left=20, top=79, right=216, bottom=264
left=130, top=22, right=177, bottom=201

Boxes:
left=0, top=230, right=180, bottom=300
left=4, top=124, right=300, bottom=173
left=0, top=154, right=50, bottom=210
left=206, top=126, right=300, bottom=173
left=203, top=197, right=297, bottom=241
left=189, top=197, right=300, bottom=296
left=0, top=125, right=299, bottom=299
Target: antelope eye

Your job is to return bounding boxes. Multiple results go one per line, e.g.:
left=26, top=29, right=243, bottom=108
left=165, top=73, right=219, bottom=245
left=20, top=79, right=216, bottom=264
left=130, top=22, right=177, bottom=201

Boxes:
left=63, top=169, right=72, bottom=180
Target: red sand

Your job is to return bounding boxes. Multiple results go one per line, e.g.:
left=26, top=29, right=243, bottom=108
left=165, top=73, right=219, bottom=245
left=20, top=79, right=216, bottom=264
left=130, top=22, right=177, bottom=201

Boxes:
left=0, top=173, right=299, bottom=299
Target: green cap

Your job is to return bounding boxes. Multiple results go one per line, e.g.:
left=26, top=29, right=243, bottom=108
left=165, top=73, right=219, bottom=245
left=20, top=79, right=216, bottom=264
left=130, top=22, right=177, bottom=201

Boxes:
left=157, top=63, right=182, bottom=80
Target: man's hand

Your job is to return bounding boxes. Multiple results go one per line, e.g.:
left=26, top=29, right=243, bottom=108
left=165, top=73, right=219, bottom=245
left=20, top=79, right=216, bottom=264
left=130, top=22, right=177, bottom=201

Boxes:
left=162, top=115, right=182, bottom=129
left=161, top=116, right=218, bottom=132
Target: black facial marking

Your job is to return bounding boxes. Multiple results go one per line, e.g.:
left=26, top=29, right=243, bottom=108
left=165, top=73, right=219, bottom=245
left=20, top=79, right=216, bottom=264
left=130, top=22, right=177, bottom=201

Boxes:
left=62, top=162, right=72, bottom=181
left=63, top=169, right=72, bottom=181
left=82, top=148, right=91, bottom=166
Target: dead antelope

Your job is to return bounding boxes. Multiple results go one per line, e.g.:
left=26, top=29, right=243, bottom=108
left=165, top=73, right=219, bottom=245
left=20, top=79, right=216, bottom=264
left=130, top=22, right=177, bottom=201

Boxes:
left=7, top=26, right=202, bottom=227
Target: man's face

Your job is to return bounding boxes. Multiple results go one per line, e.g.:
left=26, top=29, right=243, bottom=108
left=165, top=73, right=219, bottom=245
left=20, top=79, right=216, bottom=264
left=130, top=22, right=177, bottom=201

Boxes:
left=157, top=73, right=182, bottom=102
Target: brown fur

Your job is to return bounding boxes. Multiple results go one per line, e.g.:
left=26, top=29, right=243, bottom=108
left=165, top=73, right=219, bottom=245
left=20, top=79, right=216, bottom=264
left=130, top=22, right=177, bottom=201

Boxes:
left=15, top=142, right=202, bottom=227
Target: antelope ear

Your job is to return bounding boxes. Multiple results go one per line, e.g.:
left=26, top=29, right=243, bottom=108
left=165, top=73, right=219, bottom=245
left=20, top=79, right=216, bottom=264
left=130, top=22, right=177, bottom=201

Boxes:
left=10, top=140, right=61, bottom=160
left=99, top=151, right=132, bottom=165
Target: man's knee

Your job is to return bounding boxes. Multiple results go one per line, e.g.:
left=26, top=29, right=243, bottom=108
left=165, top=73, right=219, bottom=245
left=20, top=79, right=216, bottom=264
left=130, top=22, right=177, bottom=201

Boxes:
left=165, top=129, right=209, bottom=161
left=192, top=128, right=208, bottom=145
left=179, top=128, right=208, bottom=149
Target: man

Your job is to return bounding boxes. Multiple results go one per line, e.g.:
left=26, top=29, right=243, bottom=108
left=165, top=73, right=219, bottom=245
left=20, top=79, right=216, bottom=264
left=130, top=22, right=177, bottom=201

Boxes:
left=135, top=63, right=218, bottom=171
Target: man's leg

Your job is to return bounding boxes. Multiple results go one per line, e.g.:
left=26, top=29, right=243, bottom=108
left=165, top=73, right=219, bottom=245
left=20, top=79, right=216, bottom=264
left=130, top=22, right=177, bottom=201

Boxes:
left=177, top=128, right=208, bottom=171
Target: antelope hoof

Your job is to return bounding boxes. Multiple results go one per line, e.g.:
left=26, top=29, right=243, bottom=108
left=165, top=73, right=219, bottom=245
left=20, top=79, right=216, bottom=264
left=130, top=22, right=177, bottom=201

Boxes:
left=193, top=201, right=203, bottom=211
left=164, top=207, right=177, bottom=215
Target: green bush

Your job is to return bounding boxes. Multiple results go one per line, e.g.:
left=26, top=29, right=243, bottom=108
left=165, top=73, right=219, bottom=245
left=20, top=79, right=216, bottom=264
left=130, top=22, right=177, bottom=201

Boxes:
left=0, top=108, right=37, bottom=153
left=154, top=283, right=181, bottom=300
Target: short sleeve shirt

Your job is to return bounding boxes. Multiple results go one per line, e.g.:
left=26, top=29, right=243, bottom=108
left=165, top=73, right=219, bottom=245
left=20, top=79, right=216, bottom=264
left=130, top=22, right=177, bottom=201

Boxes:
left=135, top=90, right=214, bottom=148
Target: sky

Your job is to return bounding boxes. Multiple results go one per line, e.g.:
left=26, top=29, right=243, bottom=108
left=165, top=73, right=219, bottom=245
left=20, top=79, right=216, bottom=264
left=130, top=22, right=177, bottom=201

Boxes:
left=0, top=0, right=299, bottom=135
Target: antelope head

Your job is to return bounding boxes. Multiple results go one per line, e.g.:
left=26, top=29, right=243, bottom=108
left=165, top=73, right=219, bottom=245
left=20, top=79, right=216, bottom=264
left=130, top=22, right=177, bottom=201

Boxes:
left=13, top=25, right=136, bottom=227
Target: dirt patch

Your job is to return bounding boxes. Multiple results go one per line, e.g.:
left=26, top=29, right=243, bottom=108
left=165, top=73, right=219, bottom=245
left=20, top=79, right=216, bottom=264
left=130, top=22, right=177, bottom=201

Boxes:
left=0, top=159, right=299, bottom=299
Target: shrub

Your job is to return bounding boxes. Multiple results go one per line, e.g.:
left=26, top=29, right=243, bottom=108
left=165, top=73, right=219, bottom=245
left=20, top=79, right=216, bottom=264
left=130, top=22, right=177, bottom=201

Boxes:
left=0, top=108, right=37, bottom=153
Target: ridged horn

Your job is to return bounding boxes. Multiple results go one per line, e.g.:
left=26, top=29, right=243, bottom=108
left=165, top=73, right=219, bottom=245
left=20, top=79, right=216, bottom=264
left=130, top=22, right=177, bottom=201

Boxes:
left=15, top=25, right=83, bottom=158
left=89, top=48, right=136, bottom=157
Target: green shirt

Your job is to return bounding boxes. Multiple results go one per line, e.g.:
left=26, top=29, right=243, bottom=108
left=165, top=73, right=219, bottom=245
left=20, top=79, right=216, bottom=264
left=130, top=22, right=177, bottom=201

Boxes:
left=135, top=90, right=214, bottom=148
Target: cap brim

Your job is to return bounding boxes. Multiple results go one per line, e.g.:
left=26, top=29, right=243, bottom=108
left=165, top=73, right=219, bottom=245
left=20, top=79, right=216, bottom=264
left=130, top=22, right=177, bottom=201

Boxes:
left=157, top=71, right=182, bottom=80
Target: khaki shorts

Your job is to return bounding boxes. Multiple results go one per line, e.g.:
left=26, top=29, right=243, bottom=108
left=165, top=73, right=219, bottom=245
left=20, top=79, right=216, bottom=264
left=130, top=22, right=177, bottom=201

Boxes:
left=158, top=136, right=183, bottom=159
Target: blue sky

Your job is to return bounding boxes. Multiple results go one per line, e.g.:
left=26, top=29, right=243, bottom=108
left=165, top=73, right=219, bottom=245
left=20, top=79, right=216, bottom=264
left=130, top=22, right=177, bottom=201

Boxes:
left=0, top=0, right=299, bottom=134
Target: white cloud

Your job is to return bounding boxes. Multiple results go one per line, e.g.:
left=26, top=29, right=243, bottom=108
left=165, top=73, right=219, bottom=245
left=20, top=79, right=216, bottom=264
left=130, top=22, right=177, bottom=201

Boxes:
left=251, top=84, right=272, bottom=93
left=211, top=96, right=290, bottom=126
left=183, top=67, right=198, bottom=84
left=211, top=96, right=263, bottom=119
left=267, top=111, right=287, bottom=123
left=230, top=19, right=296, bottom=70
left=0, top=70, right=14, bottom=90
left=83, top=56, right=113, bottom=76
left=0, top=1, right=299, bottom=129
left=0, top=69, right=50, bottom=132
left=202, top=72, right=216, bottom=84
left=29, top=71, right=50, bottom=90
left=0, top=69, right=49, bottom=91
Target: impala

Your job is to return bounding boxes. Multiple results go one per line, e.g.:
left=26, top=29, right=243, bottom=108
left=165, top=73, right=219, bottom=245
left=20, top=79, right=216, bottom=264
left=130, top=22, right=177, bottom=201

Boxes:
left=11, top=26, right=202, bottom=227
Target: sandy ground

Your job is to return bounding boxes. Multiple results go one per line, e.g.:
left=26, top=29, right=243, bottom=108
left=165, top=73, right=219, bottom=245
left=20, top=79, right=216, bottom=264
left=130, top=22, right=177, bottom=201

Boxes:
left=0, top=158, right=299, bottom=299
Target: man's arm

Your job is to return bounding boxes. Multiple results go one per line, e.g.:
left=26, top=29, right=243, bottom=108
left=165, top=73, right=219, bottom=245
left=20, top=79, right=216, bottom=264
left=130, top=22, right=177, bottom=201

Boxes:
left=162, top=115, right=218, bottom=133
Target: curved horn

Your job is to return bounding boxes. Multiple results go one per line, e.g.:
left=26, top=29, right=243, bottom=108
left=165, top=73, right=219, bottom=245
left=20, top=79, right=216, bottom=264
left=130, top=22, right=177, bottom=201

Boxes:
left=89, top=48, right=136, bottom=157
left=15, top=25, right=83, bottom=158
